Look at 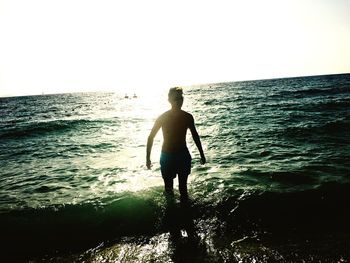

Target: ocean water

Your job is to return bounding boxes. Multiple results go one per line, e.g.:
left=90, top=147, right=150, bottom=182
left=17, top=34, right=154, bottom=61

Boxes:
left=1, top=74, right=350, bottom=262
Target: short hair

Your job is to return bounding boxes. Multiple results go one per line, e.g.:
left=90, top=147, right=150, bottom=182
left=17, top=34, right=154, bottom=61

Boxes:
left=168, top=87, right=183, bottom=100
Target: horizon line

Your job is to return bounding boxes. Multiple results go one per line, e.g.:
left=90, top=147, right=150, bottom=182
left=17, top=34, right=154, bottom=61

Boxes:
left=1, top=71, right=349, bottom=99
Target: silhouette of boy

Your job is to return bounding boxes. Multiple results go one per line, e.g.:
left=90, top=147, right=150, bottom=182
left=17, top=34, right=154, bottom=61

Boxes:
left=146, top=87, right=206, bottom=202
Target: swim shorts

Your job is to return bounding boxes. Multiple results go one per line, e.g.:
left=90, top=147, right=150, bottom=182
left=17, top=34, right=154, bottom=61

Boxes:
left=160, top=149, right=192, bottom=179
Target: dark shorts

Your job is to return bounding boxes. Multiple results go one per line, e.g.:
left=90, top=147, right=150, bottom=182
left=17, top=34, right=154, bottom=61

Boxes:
left=160, top=149, right=192, bottom=179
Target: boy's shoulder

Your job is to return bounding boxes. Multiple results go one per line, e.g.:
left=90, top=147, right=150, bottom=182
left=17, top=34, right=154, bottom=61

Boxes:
left=159, top=110, right=171, bottom=118
left=158, top=110, right=193, bottom=120
left=181, top=109, right=191, bottom=115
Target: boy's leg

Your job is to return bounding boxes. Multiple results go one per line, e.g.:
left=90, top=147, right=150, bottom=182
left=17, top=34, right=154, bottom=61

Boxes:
left=160, top=152, right=176, bottom=196
left=160, top=154, right=175, bottom=196
left=162, top=173, right=175, bottom=196
left=178, top=173, right=189, bottom=203
left=177, top=150, right=192, bottom=203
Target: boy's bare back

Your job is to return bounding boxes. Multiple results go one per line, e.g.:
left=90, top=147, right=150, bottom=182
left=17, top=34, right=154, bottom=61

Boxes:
left=158, top=109, right=193, bottom=153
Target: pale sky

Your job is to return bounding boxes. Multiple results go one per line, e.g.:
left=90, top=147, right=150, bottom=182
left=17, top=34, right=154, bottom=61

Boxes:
left=1, top=0, right=350, bottom=97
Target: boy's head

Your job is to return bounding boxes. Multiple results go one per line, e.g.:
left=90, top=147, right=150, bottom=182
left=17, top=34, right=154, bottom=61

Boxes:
left=168, top=87, right=184, bottom=108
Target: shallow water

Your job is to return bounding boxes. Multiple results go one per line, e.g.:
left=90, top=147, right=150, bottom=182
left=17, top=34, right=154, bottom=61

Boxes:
left=1, top=73, right=350, bottom=261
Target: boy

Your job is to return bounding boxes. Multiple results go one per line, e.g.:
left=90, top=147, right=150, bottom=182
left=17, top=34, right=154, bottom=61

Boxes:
left=146, top=87, right=206, bottom=202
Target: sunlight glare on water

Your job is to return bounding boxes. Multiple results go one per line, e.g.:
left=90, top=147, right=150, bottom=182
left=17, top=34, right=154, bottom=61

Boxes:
left=95, top=90, right=170, bottom=195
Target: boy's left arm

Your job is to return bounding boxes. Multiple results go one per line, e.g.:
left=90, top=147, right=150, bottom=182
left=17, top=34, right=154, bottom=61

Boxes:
left=189, top=115, right=206, bottom=164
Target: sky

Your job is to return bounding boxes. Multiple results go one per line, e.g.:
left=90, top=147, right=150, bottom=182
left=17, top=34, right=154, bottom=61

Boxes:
left=0, top=0, right=350, bottom=97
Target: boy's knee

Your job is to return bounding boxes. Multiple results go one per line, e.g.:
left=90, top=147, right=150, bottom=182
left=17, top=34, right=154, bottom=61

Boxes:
left=179, top=185, right=188, bottom=197
left=179, top=183, right=187, bottom=190
left=165, top=185, right=173, bottom=192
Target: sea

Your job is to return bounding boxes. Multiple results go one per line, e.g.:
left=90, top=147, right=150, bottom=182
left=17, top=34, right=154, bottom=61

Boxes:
left=1, top=73, right=350, bottom=262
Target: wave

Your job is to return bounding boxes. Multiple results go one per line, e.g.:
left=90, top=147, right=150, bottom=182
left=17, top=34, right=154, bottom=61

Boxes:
left=245, top=170, right=317, bottom=185
left=1, top=182, right=350, bottom=260
left=0, top=118, right=113, bottom=139
left=317, top=97, right=350, bottom=110
left=276, top=85, right=350, bottom=99
left=282, top=118, right=350, bottom=139
left=0, top=193, right=162, bottom=259
left=219, top=182, right=350, bottom=236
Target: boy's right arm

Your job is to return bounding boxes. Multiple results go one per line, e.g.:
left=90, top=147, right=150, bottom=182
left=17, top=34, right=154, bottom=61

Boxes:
left=146, top=117, right=162, bottom=169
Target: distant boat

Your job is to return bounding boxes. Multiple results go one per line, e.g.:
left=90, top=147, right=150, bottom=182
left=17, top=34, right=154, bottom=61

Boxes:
left=133, top=93, right=137, bottom=98
left=124, top=94, right=129, bottom=99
